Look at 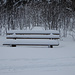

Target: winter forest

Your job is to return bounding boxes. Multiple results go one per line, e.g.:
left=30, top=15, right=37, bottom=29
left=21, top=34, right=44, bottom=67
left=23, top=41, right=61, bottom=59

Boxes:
left=1, top=1, right=75, bottom=75
left=0, top=0, right=75, bottom=37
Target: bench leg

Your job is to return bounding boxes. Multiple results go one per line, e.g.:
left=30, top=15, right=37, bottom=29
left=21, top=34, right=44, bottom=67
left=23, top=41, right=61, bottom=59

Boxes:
left=10, top=45, right=16, bottom=47
left=48, top=45, right=53, bottom=48
left=50, top=45, right=53, bottom=48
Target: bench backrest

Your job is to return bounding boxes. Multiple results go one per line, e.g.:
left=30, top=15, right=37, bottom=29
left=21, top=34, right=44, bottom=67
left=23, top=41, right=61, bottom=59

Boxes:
left=6, top=30, right=60, bottom=39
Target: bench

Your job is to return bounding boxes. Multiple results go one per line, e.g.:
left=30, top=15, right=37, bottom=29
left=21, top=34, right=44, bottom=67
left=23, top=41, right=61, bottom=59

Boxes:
left=3, top=30, right=60, bottom=48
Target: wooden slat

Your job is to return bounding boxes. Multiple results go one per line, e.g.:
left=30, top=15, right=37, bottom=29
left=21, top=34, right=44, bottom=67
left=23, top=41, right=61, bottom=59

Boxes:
left=6, top=35, right=59, bottom=39
left=6, top=30, right=59, bottom=35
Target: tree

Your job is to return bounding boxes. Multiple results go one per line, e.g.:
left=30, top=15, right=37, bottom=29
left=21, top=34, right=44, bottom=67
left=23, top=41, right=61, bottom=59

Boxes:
left=71, top=0, right=75, bottom=11
left=0, top=0, right=75, bottom=36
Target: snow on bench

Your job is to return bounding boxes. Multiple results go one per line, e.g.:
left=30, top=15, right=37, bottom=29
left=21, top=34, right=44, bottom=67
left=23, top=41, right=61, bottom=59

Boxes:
left=6, top=35, right=59, bottom=39
left=3, top=30, right=60, bottom=48
left=6, top=30, right=60, bottom=35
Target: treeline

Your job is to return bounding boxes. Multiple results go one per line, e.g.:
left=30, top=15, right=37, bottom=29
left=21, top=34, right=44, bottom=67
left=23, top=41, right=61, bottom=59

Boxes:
left=0, top=0, right=75, bottom=36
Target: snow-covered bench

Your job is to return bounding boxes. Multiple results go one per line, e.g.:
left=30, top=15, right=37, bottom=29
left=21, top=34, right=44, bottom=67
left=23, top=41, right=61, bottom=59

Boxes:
left=3, top=30, right=60, bottom=48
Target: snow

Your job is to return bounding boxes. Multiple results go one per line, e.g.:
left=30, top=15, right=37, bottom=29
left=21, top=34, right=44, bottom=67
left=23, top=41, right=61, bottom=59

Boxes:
left=31, top=26, right=45, bottom=30
left=0, top=35, right=75, bottom=75
left=7, top=30, right=59, bottom=34
left=6, top=35, right=59, bottom=39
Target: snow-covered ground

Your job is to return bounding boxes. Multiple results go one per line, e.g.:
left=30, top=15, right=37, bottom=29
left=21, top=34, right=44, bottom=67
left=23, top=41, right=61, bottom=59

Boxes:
left=0, top=35, right=75, bottom=75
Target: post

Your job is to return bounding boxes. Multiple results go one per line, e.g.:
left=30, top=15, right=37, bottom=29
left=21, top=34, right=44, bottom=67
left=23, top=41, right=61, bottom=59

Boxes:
left=48, top=45, right=53, bottom=48
left=10, top=44, right=16, bottom=47
left=50, top=45, right=53, bottom=48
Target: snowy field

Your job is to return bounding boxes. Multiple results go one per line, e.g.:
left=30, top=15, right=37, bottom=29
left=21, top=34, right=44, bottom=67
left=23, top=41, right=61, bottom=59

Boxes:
left=0, top=35, right=75, bottom=75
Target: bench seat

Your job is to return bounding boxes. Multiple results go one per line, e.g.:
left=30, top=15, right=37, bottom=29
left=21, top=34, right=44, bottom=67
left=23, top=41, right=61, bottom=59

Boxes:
left=3, top=39, right=59, bottom=48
